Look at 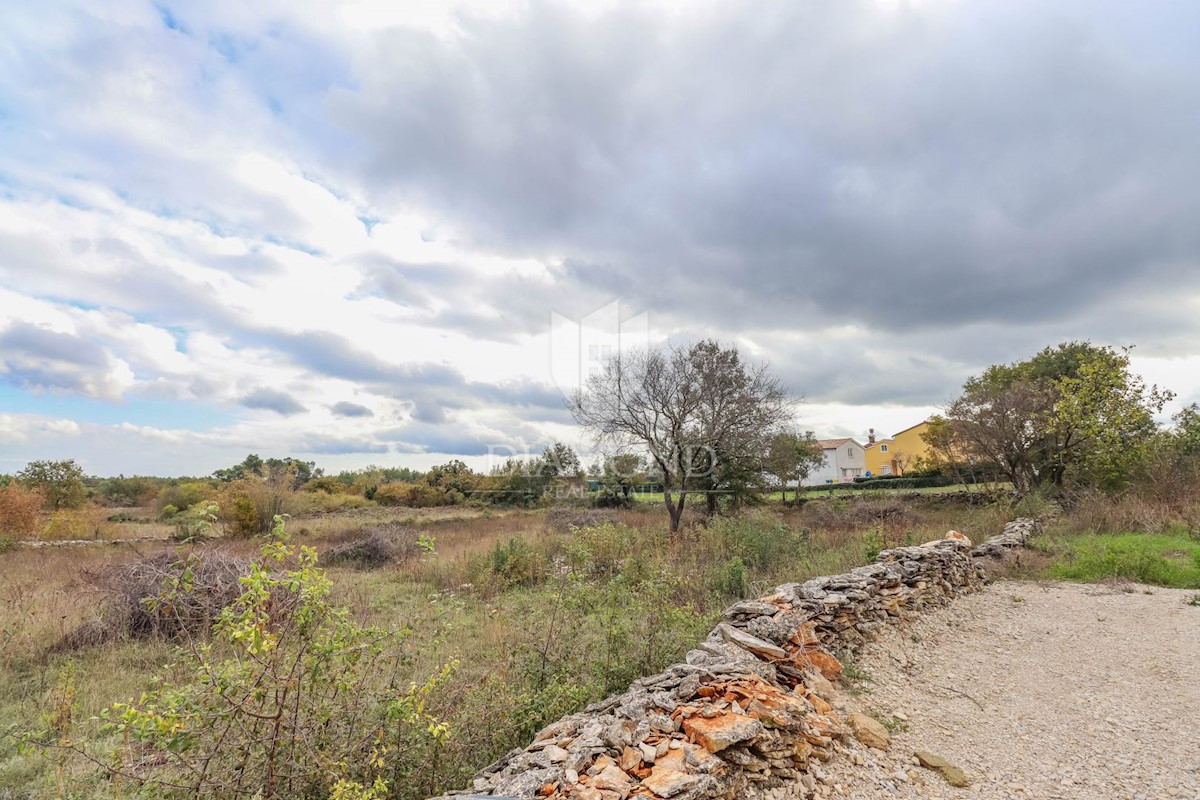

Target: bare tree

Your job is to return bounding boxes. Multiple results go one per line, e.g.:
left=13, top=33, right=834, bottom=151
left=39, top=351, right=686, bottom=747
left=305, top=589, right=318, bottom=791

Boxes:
left=570, top=340, right=793, bottom=534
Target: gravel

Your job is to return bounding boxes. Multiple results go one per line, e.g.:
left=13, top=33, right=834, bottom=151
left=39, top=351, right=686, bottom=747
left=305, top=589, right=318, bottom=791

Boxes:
left=816, top=580, right=1200, bottom=800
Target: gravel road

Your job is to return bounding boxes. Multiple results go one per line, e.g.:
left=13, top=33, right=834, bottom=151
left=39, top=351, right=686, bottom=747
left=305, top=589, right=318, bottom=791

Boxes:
left=818, top=580, right=1200, bottom=800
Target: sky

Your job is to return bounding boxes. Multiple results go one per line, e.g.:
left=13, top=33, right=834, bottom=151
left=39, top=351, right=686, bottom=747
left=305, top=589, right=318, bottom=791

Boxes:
left=2, top=0, right=1200, bottom=477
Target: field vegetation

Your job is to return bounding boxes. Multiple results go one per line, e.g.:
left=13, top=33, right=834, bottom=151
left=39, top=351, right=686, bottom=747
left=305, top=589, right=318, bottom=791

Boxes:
left=2, top=340, right=1200, bottom=798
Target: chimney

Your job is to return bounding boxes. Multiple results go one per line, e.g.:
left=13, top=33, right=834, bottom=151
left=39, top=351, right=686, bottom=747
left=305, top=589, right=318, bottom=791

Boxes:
left=868, top=428, right=876, bottom=445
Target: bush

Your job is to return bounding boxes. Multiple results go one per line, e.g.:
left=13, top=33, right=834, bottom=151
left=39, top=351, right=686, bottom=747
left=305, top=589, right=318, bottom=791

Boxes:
left=219, top=476, right=304, bottom=537
left=156, top=480, right=215, bottom=514
left=0, top=483, right=44, bottom=536
left=374, top=483, right=463, bottom=508
left=301, top=491, right=373, bottom=514
left=700, top=511, right=806, bottom=570
left=715, top=556, right=750, bottom=598
left=36, top=522, right=451, bottom=799
left=322, top=524, right=419, bottom=569
left=850, top=473, right=957, bottom=490
left=88, top=549, right=254, bottom=641
left=486, top=537, right=547, bottom=588
left=38, top=508, right=116, bottom=541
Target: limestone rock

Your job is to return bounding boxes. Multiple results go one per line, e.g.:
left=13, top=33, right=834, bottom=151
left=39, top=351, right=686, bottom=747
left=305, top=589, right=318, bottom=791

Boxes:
left=641, top=766, right=699, bottom=798
left=846, top=713, right=890, bottom=751
left=715, top=623, right=787, bottom=660
left=945, top=529, right=972, bottom=546
left=915, top=750, right=970, bottom=787
left=682, top=712, right=763, bottom=752
left=592, top=763, right=633, bottom=796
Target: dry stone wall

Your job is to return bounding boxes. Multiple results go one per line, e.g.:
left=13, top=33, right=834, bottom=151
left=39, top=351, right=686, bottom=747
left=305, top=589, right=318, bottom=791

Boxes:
left=434, top=518, right=1040, bottom=800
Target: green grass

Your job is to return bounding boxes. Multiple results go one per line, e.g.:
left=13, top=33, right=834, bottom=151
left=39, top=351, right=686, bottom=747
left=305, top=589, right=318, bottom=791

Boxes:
left=1045, top=532, right=1200, bottom=588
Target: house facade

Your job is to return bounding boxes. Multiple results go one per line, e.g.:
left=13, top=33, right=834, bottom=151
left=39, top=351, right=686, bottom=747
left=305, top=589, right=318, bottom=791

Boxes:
left=863, top=421, right=933, bottom=477
left=808, top=438, right=866, bottom=484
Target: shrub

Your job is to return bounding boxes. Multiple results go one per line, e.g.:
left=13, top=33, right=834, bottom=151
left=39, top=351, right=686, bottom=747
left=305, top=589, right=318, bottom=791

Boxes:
left=487, top=537, right=546, bottom=588
left=89, top=549, right=254, bottom=641
left=850, top=473, right=957, bottom=490
left=34, top=521, right=452, bottom=799
left=374, top=483, right=463, bottom=508
left=302, top=491, right=373, bottom=514
left=322, top=524, right=419, bottom=569
left=863, top=529, right=884, bottom=562
left=170, top=501, right=219, bottom=541
left=700, top=511, right=805, bottom=570
left=156, top=480, right=215, bottom=513
left=716, top=556, right=750, bottom=598
left=219, top=476, right=304, bottom=537
left=38, top=508, right=116, bottom=541
left=0, top=483, right=44, bottom=536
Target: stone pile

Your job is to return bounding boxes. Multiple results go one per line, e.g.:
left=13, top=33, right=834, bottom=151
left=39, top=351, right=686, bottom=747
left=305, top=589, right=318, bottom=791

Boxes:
left=434, top=519, right=1038, bottom=800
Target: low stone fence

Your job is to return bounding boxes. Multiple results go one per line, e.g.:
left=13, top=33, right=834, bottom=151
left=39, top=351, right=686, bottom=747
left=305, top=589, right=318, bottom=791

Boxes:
left=435, top=518, right=1040, bottom=800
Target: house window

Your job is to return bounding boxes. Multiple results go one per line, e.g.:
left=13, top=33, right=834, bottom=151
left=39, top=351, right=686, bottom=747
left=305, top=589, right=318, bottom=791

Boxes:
left=847, top=447, right=855, bottom=458
left=880, top=444, right=888, bottom=453
left=881, top=465, right=891, bottom=475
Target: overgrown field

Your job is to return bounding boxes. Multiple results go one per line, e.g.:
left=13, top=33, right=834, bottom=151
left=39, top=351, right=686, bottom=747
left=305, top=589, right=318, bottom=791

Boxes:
left=2, top=491, right=1197, bottom=799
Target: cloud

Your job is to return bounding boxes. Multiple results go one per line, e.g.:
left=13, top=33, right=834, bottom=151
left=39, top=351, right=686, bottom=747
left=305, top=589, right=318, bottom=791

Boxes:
left=330, top=0, right=1200, bottom=344
left=2, top=0, right=1199, bottom=474
left=329, top=401, right=374, bottom=418
left=298, top=435, right=389, bottom=455
left=0, top=322, right=134, bottom=400
left=239, top=388, right=307, bottom=416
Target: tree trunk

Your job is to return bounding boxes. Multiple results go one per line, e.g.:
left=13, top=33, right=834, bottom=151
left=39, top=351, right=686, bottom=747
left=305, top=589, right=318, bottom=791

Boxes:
left=664, top=488, right=682, bottom=534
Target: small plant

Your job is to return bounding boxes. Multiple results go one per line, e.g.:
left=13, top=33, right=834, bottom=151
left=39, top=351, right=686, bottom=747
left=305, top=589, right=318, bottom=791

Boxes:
left=716, top=556, right=750, bottom=598
left=878, top=714, right=909, bottom=733
left=839, top=655, right=873, bottom=696
left=27, top=516, right=452, bottom=799
left=863, top=528, right=884, bottom=562
left=170, top=500, right=219, bottom=541
left=1187, top=594, right=1200, bottom=607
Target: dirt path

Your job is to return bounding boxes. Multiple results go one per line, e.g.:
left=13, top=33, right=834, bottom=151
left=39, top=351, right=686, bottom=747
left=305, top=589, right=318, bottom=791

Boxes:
left=818, top=580, right=1200, bottom=800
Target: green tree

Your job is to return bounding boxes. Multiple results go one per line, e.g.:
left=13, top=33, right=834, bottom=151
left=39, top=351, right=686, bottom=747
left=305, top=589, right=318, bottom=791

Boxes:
left=16, top=459, right=88, bottom=511
left=764, top=431, right=826, bottom=504
left=595, top=454, right=649, bottom=507
left=213, top=455, right=321, bottom=489
left=943, top=342, right=1172, bottom=495
left=424, top=459, right=478, bottom=496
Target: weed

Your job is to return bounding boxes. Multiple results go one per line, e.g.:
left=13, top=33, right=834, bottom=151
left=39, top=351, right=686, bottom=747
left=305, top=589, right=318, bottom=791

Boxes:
left=839, top=655, right=873, bottom=696
left=862, top=529, right=884, bottom=563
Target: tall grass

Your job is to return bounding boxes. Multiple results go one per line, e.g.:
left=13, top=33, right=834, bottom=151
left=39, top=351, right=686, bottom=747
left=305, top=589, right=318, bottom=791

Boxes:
left=1, top=496, right=1014, bottom=799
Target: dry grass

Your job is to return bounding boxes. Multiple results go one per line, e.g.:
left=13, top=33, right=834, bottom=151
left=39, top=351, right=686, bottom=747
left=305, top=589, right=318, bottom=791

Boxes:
left=1, top=495, right=1024, bottom=799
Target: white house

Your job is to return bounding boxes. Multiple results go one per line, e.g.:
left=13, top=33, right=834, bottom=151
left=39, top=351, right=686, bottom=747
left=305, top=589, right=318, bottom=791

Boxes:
left=807, top=438, right=866, bottom=484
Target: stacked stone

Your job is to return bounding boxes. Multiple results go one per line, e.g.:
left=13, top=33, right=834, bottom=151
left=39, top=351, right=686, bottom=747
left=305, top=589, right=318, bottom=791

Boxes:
left=433, top=519, right=1038, bottom=800
left=970, top=517, right=1041, bottom=559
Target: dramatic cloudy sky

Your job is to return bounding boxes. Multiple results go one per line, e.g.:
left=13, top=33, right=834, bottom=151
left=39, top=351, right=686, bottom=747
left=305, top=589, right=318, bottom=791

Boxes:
left=2, top=0, right=1199, bottom=476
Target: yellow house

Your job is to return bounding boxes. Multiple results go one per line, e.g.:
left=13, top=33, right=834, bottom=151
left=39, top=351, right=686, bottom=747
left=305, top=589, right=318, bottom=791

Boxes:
left=863, top=421, right=933, bottom=477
